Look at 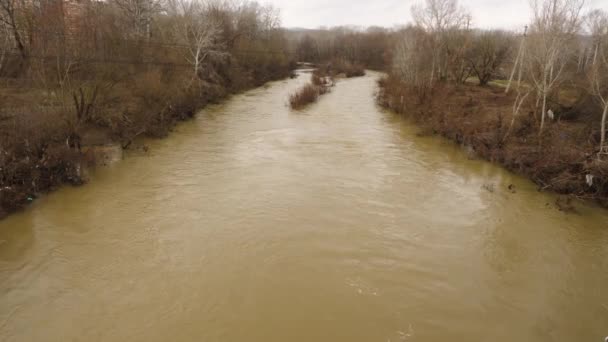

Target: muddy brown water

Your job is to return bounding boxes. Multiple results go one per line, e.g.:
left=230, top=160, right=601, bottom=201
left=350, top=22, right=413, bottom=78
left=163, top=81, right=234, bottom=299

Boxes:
left=1, top=72, right=608, bottom=342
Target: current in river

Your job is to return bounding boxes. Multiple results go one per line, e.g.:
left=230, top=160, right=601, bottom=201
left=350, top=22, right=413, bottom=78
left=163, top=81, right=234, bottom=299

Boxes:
left=1, top=71, right=607, bottom=342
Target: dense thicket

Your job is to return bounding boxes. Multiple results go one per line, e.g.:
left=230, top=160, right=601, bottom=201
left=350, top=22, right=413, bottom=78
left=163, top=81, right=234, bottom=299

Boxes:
left=380, top=0, right=608, bottom=204
left=0, top=0, right=295, bottom=217
left=288, top=27, right=393, bottom=70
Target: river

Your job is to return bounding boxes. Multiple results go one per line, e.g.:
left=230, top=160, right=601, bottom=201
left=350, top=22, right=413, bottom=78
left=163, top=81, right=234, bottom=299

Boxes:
left=1, top=71, right=607, bottom=342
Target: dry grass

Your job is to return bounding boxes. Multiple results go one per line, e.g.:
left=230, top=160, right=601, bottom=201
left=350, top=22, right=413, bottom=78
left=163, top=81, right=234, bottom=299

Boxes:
left=331, top=59, right=366, bottom=78
left=377, top=75, right=608, bottom=206
left=0, top=60, right=296, bottom=219
left=289, top=70, right=336, bottom=109
left=289, top=83, right=320, bottom=109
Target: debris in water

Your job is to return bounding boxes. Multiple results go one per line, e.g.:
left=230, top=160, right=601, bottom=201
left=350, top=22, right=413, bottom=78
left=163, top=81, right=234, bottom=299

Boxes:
left=396, top=324, right=414, bottom=341
left=555, top=196, right=577, bottom=214
left=508, top=184, right=517, bottom=193
left=482, top=183, right=495, bottom=193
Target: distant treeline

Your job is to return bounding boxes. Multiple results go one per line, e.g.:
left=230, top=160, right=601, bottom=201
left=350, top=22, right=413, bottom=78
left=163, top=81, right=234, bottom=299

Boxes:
left=287, top=27, right=394, bottom=70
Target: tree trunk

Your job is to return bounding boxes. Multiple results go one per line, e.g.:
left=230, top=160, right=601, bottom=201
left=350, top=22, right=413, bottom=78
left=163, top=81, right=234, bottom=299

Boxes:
left=479, top=73, right=489, bottom=86
left=506, top=30, right=526, bottom=94
left=601, top=102, right=608, bottom=156
left=540, top=90, right=547, bottom=134
left=429, top=56, right=435, bottom=87
left=9, top=18, right=27, bottom=60
left=505, top=48, right=520, bottom=93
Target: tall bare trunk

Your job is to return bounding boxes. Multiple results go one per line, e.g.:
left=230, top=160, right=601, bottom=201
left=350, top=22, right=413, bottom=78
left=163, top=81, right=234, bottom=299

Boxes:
left=505, top=27, right=526, bottom=94
left=592, top=42, right=599, bottom=67
left=429, top=56, right=435, bottom=87
left=540, top=90, right=547, bottom=133
left=504, top=90, right=530, bottom=141
left=516, top=45, right=525, bottom=88
left=506, top=46, right=521, bottom=93
left=601, top=102, right=608, bottom=156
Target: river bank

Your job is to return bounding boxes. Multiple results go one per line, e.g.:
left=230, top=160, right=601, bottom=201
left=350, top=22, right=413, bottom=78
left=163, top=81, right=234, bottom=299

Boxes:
left=2, top=71, right=607, bottom=342
left=377, top=76, right=608, bottom=208
left=0, top=67, right=295, bottom=219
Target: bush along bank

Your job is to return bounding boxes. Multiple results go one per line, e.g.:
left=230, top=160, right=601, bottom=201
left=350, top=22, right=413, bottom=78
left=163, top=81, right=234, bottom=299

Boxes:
left=0, top=0, right=296, bottom=219
left=288, top=61, right=367, bottom=110
left=1, top=66, right=296, bottom=219
left=377, top=76, right=608, bottom=208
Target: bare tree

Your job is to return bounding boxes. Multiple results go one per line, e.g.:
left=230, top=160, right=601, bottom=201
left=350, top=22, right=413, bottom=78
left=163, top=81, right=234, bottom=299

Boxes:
left=466, top=30, right=512, bottom=86
left=296, top=35, right=319, bottom=62
left=585, top=9, right=608, bottom=67
left=0, top=24, right=10, bottom=74
left=260, top=3, right=280, bottom=37
left=112, top=0, right=163, bottom=40
left=588, top=15, right=608, bottom=157
left=445, top=27, right=473, bottom=84
left=526, top=0, right=584, bottom=134
left=0, top=0, right=28, bottom=61
left=505, top=26, right=528, bottom=93
left=504, top=86, right=532, bottom=141
left=171, top=0, right=225, bottom=83
left=411, top=0, right=470, bottom=84
left=393, top=26, right=435, bottom=102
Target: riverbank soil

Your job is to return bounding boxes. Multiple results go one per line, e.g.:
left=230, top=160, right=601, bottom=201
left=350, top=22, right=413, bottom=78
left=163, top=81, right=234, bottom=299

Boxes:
left=377, top=76, right=608, bottom=206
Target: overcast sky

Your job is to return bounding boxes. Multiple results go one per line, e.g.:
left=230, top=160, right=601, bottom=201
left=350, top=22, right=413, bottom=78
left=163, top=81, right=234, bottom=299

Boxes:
left=266, top=0, right=608, bottom=31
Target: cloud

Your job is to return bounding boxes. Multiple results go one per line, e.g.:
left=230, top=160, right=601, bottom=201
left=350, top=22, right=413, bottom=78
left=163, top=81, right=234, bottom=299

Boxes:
left=265, top=0, right=608, bottom=30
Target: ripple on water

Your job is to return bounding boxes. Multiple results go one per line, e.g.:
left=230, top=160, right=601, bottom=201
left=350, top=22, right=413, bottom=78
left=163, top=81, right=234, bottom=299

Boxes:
left=1, top=72, right=608, bottom=342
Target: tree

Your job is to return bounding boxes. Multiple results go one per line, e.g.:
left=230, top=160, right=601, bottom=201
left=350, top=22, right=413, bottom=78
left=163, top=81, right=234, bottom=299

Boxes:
left=296, top=35, right=319, bottom=62
left=586, top=9, right=608, bottom=68
left=466, top=31, right=512, bottom=86
left=392, top=26, right=435, bottom=102
left=587, top=9, right=608, bottom=157
left=112, top=0, right=163, bottom=40
left=0, top=23, right=10, bottom=74
left=0, top=0, right=29, bottom=62
left=526, top=0, right=584, bottom=134
left=444, top=27, right=472, bottom=84
left=171, top=0, right=226, bottom=83
left=411, top=0, right=470, bottom=84
left=505, top=26, right=528, bottom=93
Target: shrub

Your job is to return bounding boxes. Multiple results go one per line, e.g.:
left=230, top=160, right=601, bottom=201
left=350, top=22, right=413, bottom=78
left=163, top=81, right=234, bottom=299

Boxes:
left=289, top=84, right=320, bottom=109
left=344, top=64, right=366, bottom=77
left=311, top=74, right=324, bottom=86
left=330, top=59, right=366, bottom=78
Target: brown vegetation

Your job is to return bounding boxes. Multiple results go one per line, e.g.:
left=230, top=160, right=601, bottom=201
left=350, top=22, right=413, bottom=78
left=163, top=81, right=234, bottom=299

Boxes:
left=378, top=76, right=608, bottom=206
left=289, top=69, right=334, bottom=109
left=290, top=27, right=391, bottom=71
left=330, top=59, right=366, bottom=78
left=0, top=0, right=295, bottom=218
left=289, top=83, right=321, bottom=109
left=381, top=0, right=608, bottom=206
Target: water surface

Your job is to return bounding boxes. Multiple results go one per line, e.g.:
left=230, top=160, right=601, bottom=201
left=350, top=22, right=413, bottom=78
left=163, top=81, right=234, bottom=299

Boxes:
left=1, top=71, right=607, bottom=342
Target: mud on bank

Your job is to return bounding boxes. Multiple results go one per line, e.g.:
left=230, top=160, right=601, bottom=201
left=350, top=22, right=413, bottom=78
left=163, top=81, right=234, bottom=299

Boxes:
left=377, top=76, right=608, bottom=207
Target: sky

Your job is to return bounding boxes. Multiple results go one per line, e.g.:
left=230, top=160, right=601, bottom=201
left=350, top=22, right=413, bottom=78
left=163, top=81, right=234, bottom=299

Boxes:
left=265, top=0, right=608, bottom=31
